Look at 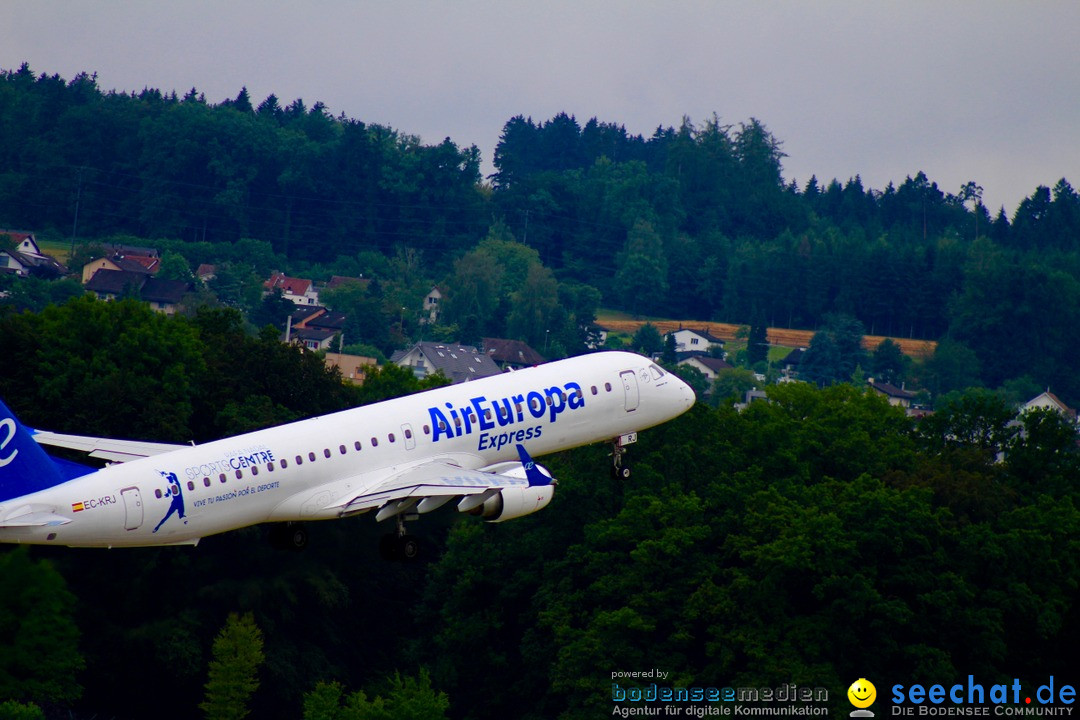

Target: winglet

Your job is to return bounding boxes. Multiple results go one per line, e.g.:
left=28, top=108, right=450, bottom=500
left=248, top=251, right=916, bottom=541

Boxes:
left=515, top=444, right=551, bottom=487
left=0, top=399, right=68, bottom=503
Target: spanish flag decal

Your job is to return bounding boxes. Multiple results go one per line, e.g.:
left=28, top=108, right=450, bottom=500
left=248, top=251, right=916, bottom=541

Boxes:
left=71, top=502, right=85, bottom=512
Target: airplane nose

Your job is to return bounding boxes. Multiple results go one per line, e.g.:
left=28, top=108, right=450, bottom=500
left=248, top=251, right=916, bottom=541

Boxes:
left=672, top=375, right=696, bottom=410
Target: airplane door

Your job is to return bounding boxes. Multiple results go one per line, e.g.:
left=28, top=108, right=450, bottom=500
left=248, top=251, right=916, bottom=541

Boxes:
left=401, top=423, right=416, bottom=451
left=619, top=370, right=639, bottom=412
left=120, top=486, right=143, bottom=531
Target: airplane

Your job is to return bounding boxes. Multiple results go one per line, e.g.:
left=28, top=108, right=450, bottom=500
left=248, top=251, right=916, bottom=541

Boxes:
left=0, top=351, right=694, bottom=560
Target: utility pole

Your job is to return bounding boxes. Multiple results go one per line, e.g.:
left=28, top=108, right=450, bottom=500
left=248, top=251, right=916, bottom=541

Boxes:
left=70, top=167, right=84, bottom=258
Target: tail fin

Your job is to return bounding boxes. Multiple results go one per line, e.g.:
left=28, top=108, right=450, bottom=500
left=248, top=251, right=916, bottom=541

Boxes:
left=0, top=399, right=67, bottom=503
left=515, top=444, right=553, bottom=487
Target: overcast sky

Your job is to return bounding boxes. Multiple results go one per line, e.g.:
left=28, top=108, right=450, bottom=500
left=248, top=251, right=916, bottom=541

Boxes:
left=4, top=1, right=1078, bottom=215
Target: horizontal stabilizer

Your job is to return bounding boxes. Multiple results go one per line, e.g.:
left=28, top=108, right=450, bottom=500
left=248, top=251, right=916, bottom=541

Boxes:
left=0, top=509, right=71, bottom=528
left=30, top=430, right=186, bottom=463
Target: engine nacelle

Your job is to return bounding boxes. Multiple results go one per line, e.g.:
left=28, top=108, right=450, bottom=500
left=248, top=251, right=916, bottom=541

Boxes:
left=473, top=484, right=555, bottom=523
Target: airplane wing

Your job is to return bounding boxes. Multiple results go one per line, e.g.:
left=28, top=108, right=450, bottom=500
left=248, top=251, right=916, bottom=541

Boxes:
left=328, top=444, right=554, bottom=521
left=30, top=430, right=187, bottom=463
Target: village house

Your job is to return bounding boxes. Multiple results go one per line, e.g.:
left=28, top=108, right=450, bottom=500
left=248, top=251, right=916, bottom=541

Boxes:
left=665, top=327, right=726, bottom=354
left=80, top=251, right=160, bottom=284
left=868, top=378, right=917, bottom=409
left=264, top=272, right=319, bottom=306
left=390, top=341, right=503, bottom=384
left=0, top=230, right=67, bottom=278
left=676, top=354, right=734, bottom=381
left=324, top=352, right=378, bottom=385
left=1020, top=390, right=1077, bottom=423
left=84, top=269, right=189, bottom=315
left=481, top=337, right=546, bottom=370
left=422, top=287, right=442, bottom=324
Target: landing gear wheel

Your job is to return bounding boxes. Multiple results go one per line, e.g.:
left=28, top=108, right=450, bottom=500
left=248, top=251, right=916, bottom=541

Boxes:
left=380, top=532, right=421, bottom=562
left=399, top=534, right=420, bottom=561
left=288, top=524, right=309, bottom=550
left=269, top=522, right=309, bottom=551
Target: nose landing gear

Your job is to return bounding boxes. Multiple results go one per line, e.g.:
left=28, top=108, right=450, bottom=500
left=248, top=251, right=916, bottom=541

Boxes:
left=610, top=432, right=637, bottom=479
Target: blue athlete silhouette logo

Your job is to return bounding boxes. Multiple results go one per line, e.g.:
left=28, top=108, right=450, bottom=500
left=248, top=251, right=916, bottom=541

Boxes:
left=153, top=470, right=187, bottom=533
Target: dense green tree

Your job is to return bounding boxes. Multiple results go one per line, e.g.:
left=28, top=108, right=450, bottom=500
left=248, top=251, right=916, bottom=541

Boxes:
left=711, top=367, right=758, bottom=405
left=870, top=338, right=907, bottom=385
left=799, top=312, right=868, bottom=386
left=199, top=613, right=265, bottom=720
left=302, top=671, right=449, bottom=720
left=0, top=549, right=84, bottom=707
left=630, top=322, right=663, bottom=356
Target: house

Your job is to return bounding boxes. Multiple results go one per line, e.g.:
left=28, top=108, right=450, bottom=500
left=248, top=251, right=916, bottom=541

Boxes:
left=102, top=243, right=158, bottom=258
left=290, top=326, right=338, bottom=351
left=676, top=354, right=734, bottom=381
left=666, top=328, right=726, bottom=354
left=482, top=337, right=546, bottom=370
left=868, top=378, right=916, bottom=409
left=81, top=252, right=160, bottom=283
left=390, top=341, right=503, bottom=384
left=422, top=287, right=442, bottom=324
left=264, top=272, right=319, bottom=306
left=781, top=347, right=807, bottom=379
left=195, top=264, right=216, bottom=283
left=1020, top=391, right=1077, bottom=422
left=84, top=269, right=189, bottom=315
left=85, top=269, right=147, bottom=300
left=324, top=352, right=377, bottom=385
left=0, top=230, right=67, bottom=278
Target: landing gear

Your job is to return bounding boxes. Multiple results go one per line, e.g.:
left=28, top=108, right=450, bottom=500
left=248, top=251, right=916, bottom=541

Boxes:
left=611, top=452, right=631, bottom=479
left=610, top=432, right=637, bottom=479
left=269, top=522, right=309, bottom=551
left=380, top=516, right=421, bottom=562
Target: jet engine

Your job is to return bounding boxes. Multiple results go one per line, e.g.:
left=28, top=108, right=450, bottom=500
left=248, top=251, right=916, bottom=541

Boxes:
left=470, top=483, right=555, bottom=522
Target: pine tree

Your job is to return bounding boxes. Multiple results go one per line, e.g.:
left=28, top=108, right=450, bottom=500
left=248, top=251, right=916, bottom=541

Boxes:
left=199, top=613, right=264, bottom=720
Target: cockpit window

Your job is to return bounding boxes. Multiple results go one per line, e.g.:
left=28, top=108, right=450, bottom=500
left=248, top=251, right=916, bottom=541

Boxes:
left=649, top=364, right=666, bottom=380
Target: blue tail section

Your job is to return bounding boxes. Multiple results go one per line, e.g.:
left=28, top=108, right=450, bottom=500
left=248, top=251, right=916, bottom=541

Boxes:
left=0, top=399, right=69, bottom=503
left=515, top=444, right=552, bottom=487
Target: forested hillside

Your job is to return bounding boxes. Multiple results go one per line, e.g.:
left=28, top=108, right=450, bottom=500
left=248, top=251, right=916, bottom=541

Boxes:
left=4, top=64, right=1080, bottom=400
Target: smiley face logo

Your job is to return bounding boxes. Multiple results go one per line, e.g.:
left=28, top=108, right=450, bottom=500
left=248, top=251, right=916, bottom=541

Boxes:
left=848, top=678, right=877, bottom=709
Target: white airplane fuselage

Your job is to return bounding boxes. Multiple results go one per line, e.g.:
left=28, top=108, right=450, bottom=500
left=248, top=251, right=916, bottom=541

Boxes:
left=0, top=352, right=694, bottom=548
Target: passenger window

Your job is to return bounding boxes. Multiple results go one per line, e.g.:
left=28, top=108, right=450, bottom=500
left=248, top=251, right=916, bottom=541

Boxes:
left=219, top=473, right=227, bottom=484
left=203, top=477, right=211, bottom=487
left=405, top=428, right=413, bottom=439
left=423, top=424, right=430, bottom=434
left=295, top=456, right=303, bottom=465
left=251, top=466, right=259, bottom=476
left=371, top=437, right=378, bottom=447
left=388, top=433, right=396, bottom=443
left=323, top=448, right=331, bottom=458
left=267, top=462, right=275, bottom=472
left=339, top=445, right=347, bottom=455
left=280, top=459, right=288, bottom=469
left=591, top=386, right=598, bottom=395
left=308, top=452, right=316, bottom=462
left=354, top=441, right=362, bottom=451
left=605, top=382, right=612, bottom=392
left=155, top=489, right=162, bottom=499
left=235, top=469, right=243, bottom=479
left=187, top=481, right=195, bottom=491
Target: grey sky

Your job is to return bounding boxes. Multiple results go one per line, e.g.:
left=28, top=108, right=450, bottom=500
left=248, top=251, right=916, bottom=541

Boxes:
left=4, top=1, right=1078, bottom=215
